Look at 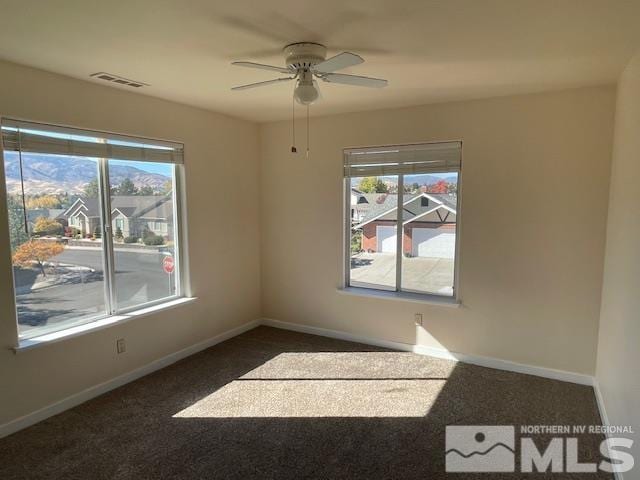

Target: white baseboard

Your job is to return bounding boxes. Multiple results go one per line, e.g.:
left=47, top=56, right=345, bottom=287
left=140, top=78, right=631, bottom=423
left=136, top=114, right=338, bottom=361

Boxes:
left=0, top=316, right=596, bottom=440
left=261, top=318, right=594, bottom=386
left=0, top=319, right=260, bottom=439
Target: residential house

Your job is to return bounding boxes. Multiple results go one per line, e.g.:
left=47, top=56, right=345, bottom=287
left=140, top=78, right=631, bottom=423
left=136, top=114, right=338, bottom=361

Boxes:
left=352, top=192, right=457, bottom=258
left=62, top=195, right=173, bottom=239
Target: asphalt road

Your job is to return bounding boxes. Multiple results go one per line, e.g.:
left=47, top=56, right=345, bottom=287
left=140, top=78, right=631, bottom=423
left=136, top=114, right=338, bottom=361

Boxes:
left=16, top=247, right=176, bottom=336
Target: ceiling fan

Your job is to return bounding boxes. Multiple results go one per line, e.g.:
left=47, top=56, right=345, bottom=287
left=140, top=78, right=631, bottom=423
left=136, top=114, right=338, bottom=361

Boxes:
left=231, top=42, right=388, bottom=105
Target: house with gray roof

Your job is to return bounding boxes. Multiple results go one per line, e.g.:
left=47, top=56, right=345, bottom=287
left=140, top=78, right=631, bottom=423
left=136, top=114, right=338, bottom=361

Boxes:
left=351, top=191, right=457, bottom=258
left=62, top=195, right=173, bottom=239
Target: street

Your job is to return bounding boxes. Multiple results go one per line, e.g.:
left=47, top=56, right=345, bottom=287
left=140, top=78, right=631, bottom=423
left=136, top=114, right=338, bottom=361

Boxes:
left=16, top=246, right=176, bottom=336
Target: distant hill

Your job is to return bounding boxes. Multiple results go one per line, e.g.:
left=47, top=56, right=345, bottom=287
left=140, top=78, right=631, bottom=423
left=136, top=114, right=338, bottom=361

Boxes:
left=3, top=153, right=170, bottom=194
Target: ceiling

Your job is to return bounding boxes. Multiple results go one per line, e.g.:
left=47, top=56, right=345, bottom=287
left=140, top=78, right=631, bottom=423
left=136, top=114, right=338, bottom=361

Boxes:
left=0, top=0, right=639, bottom=123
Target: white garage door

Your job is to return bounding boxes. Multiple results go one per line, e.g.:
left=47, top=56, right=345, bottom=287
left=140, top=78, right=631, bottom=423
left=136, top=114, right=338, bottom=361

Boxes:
left=412, top=228, right=456, bottom=258
left=376, top=225, right=397, bottom=253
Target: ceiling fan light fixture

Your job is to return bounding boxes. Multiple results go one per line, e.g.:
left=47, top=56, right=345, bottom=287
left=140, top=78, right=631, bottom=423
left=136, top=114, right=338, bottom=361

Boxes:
left=294, top=82, right=319, bottom=105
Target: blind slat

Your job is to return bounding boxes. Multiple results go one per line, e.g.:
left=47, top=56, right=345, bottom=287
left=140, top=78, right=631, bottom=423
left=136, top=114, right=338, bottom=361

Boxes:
left=344, top=141, right=460, bottom=177
left=1, top=119, right=183, bottom=164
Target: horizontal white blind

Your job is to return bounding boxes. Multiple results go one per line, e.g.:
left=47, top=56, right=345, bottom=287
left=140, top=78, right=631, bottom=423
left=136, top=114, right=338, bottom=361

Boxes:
left=344, top=141, right=461, bottom=177
left=1, top=119, right=184, bottom=164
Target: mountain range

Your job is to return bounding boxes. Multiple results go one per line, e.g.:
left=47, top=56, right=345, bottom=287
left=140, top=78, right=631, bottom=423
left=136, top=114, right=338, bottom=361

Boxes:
left=3, top=153, right=170, bottom=194
left=382, top=174, right=458, bottom=185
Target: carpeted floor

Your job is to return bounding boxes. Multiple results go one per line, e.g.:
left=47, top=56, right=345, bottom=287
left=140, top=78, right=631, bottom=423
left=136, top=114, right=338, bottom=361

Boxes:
left=0, top=326, right=610, bottom=479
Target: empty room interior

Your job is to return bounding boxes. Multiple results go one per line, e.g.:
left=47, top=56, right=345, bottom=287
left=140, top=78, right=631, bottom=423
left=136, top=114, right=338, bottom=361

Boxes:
left=1, top=1, right=640, bottom=478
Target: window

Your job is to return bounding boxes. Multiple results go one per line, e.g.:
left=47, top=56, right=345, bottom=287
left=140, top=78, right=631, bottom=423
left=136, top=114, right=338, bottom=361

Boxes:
left=344, top=142, right=462, bottom=298
left=1, top=119, right=186, bottom=340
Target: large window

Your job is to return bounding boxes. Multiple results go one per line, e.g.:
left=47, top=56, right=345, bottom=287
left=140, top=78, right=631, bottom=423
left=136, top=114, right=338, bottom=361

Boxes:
left=344, top=142, right=462, bottom=298
left=1, top=119, right=186, bottom=340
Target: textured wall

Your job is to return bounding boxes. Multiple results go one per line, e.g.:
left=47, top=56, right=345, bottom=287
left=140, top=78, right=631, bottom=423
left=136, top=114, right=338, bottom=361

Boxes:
left=0, top=60, right=261, bottom=425
left=596, top=52, right=640, bottom=463
left=260, top=86, right=615, bottom=375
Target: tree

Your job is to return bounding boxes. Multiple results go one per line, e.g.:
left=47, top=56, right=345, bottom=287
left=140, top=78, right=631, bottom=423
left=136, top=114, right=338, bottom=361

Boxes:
left=7, top=195, right=29, bottom=251
left=25, top=195, right=61, bottom=209
left=83, top=178, right=100, bottom=198
left=161, top=180, right=173, bottom=195
left=114, top=227, right=123, bottom=241
left=425, top=179, right=448, bottom=194
left=13, top=240, right=64, bottom=277
left=115, top=178, right=138, bottom=196
left=93, top=225, right=102, bottom=239
left=358, top=177, right=388, bottom=193
left=33, top=217, right=63, bottom=236
left=138, top=186, right=155, bottom=196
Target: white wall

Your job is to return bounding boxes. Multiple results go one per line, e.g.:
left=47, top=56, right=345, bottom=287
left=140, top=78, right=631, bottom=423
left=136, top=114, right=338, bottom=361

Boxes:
left=0, top=60, right=261, bottom=425
left=260, top=86, right=615, bottom=375
left=596, top=52, right=640, bottom=463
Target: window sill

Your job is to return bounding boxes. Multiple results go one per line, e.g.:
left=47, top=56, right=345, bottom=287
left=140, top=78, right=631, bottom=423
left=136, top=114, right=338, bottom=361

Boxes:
left=337, top=286, right=461, bottom=307
left=13, top=297, right=197, bottom=353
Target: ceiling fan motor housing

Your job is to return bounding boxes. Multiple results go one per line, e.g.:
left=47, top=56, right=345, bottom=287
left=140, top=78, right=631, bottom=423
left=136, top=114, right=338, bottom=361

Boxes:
left=283, top=42, right=327, bottom=71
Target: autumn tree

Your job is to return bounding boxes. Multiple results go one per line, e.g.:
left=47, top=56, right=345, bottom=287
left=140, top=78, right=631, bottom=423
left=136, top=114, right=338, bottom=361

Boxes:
left=13, top=240, right=65, bottom=277
left=33, top=217, right=63, bottom=236
left=161, top=180, right=173, bottom=195
left=358, top=177, right=389, bottom=193
left=25, top=195, right=62, bottom=209
left=425, top=179, right=448, bottom=194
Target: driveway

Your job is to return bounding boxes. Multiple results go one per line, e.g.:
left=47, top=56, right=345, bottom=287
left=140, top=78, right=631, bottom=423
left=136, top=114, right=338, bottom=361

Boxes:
left=350, top=252, right=454, bottom=295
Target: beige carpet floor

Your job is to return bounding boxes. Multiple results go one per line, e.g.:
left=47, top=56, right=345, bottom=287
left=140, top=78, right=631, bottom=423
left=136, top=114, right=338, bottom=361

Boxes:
left=0, top=326, right=610, bottom=479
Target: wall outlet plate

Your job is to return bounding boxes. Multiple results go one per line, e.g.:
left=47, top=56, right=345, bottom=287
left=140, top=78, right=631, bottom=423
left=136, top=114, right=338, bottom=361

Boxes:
left=116, top=338, right=126, bottom=354
left=414, top=313, right=423, bottom=326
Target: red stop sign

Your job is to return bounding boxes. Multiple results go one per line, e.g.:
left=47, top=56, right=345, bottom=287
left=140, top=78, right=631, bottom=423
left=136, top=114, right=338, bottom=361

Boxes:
left=162, top=255, right=175, bottom=274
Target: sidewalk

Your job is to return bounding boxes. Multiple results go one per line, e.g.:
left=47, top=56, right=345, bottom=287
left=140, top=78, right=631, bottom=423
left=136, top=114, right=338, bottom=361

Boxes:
left=14, top=263, right=96, bottom=295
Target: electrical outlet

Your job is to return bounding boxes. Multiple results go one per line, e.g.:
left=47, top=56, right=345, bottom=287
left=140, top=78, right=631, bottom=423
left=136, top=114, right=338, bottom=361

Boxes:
left=414, top=313, right=423, bottom=326
left=116, top=338, right=126, bottom=354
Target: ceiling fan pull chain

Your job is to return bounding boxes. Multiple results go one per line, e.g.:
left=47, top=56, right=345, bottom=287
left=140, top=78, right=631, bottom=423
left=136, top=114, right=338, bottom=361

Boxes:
left=291, top=94, right=297, bottom=153
left=306, top=104, right=310, bottom=159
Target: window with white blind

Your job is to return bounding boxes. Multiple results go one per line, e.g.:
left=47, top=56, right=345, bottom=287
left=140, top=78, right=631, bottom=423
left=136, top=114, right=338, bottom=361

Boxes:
left=344, top=142, right=462, bottom=299
left=1, top=119, right=187, bottom=340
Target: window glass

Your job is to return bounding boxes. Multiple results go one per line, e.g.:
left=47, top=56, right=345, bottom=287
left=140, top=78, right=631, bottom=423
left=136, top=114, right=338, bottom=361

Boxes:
left=400, top=173, right=458, bottom=296
left=3, top=151, right=107, bottom=338
left=349, top=175, right=398, bottom=290
left=2, top=120, right=184, bottom=340
left=109, top=160, right=178, bottom=310
left=344, top=142, right=461, bottom=298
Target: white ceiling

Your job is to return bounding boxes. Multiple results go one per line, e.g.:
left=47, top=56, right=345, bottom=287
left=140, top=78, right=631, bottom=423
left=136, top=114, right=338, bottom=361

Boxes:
left=0, top=0, right=639, bottom=123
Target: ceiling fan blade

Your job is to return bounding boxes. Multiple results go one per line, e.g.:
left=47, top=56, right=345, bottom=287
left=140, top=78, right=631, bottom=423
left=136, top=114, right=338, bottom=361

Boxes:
left=231, top=77, right=294, bottom=91
left=320, top=73, right=388, bottom=88
left=312, top=52, right=363, bottom=73
left=232, top=61, right=292, bottom=74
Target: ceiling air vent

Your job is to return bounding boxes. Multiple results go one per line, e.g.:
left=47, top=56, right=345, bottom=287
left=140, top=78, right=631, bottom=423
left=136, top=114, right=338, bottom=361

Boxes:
left=90, top=72, right=148, bottom=88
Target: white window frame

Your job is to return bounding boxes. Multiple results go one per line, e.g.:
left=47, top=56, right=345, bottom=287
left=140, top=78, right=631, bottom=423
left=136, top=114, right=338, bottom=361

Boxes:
left=342, top=141, right=463, bottom=303
left=0, top=117, right=191, bottom=344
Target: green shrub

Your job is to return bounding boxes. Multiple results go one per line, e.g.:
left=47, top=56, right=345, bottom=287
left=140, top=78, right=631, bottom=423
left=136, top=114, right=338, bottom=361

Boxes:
left=124, top=236, right=139, bottom=244
left=143, top=234, right=165, bottom=246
